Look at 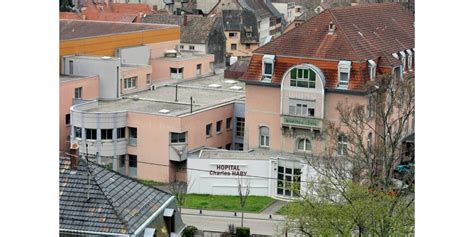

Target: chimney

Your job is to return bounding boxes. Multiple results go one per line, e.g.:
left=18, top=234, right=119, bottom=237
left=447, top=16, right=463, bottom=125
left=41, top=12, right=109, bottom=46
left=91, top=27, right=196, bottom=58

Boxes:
left=70, top=143, right=80, bottom=171
left=328, top=21, right=336, bottom=35
left=183, top=13, right=188, bottom=26
left=351, top=0, right=359, bottom=6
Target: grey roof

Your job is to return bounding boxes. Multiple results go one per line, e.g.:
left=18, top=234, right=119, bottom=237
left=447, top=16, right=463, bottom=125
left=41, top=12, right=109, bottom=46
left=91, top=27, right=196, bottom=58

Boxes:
left=189, top=147, right=308, bottom=160
left=59, top=157, right=173, bottom=235
left=223, top=9, right=259, bottom=43
left=238, top=0, right=274, bottom=19
left=60, top=20, right=176, bottom=41
left=142, top=15, right=219, bottom=44
left=295, top=8, right=318, bottom=21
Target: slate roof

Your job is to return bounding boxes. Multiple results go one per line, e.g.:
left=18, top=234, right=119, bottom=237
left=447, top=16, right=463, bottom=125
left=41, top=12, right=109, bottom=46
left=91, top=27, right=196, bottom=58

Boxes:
left=142, top=15, right=219, bottom=44
left=238, top=0, right=275, bottom=20
left=60, top=20, right=175, bottom=41
left=254, top=3, right=414, bottom=62
left=59, top=157, right=173, bottom=235
left=223, top=9, right=259, bottom=43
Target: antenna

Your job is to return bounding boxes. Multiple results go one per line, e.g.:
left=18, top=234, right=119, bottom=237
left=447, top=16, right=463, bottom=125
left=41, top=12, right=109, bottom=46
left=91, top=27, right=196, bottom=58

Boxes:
left=175, top=84, right=178, bottom=102
left=190, top=96, right=193, bottom=113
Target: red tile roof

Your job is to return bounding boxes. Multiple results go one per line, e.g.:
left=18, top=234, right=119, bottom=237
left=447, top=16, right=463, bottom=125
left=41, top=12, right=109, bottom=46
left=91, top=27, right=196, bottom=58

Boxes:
left=254, top=3, right=414, bottom=62
left=60, top=12, right=82, bottom=20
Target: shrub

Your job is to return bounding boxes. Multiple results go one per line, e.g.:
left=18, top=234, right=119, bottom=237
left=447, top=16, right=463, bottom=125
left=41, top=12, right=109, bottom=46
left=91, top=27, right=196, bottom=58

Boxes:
left=183, top=225, right=198, bottom=237
left=236, top=227, right=250, bottom=237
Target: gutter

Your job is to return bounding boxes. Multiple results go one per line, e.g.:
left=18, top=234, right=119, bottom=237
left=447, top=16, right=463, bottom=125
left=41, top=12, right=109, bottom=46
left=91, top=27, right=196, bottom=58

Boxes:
left=132, top=196, right=176, bottom=236
left=59, top=228, right=130, bottom=236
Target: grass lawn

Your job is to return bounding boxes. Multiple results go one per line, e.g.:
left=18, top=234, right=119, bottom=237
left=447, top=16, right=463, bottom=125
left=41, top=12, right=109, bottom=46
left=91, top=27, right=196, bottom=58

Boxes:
left=138, top=179, right=167, bottom=187
left=183, top=194, right=275, bottom=213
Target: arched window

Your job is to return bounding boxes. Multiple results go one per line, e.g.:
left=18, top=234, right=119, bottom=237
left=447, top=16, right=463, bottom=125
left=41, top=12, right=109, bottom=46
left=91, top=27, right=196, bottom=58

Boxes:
left=297, top=138, right=312, bottom=152
left=259, top=126, right=270, bottom=147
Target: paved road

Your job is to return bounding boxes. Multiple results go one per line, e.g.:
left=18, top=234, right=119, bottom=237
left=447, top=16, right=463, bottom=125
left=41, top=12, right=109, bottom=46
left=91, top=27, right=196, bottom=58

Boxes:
left=181, top=209, right=289, bottom=236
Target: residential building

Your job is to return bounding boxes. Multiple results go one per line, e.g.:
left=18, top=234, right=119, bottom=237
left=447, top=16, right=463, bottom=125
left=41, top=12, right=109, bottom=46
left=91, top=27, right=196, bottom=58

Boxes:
left=68, top=75, right=245, bottom=183
left=283, top=7, right=317, bottom=34
left=142, top=14, right=227, bottom=68
left=60, top=75, right=100, bottom=152
left=188, top=3, right=414, bottom=199
left=238, top=0, right=283, bottom=44
left=59, top=154, right=184, bottom=236
left=60, top=20, right=180, bottom=66
left=223, top=9, right=260, bottom=60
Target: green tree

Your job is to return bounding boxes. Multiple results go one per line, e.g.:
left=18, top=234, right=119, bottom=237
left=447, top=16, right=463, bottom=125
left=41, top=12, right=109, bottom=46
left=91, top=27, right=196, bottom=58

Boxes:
left=60, top=0, right=74, bottom=12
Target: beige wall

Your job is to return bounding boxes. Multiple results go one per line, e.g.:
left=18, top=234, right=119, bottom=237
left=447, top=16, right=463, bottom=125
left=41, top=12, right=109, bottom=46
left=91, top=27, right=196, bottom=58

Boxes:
left=225, top=31, right=258, bottom=57
left=120, top=65, right=153, bottom=95
left=59, top=76, right=100, bottom=152
left=150, top=54, right=214, bottom=81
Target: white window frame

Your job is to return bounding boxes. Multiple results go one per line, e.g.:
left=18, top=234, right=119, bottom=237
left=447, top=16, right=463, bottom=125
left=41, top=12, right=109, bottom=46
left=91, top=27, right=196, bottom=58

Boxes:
left=74, top=87, right=82, bottom=99
left=337, top=60, right=351, bottom=89
left=337, top=135, right=348, bottom=156
left=297, top=138, right=311, bottom=152
left=124, top=77, right=137, bottom=89
left=262, top=54, right=275, bottom=82
left=406, top=49, right=413, bottom=71
left=170, top=67, right=183, bottom=79
left=259, top=126, right=270, bottom=148
left=368, top=60, right=376, bottom=81
left=170, top=132, right=186, bottom=144
left=399, top=51, right=406, bottom=72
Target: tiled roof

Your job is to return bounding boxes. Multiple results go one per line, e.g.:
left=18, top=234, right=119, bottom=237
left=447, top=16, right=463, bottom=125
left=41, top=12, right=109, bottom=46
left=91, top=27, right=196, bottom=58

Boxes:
left=143, top=15, right=219, bottom=44
left=223, top=9, right=259, bottom=43
left=60, top=20, right=176, bottom=40
left=254, top=3, right=414, bottom=62
left=238, top=0, right=275, bottom=19
left=59, top=157, right=173, bottom=235
left=60, top=12, right=82, bottom=20
left=294, top=9, right=318, bottom=21
left=225, top=60, right=251, bottom=79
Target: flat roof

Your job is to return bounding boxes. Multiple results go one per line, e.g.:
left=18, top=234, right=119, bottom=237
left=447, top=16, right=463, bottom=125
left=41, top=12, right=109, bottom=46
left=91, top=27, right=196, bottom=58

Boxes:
left=59, top=74, right=96, bottom=83
left=121, top=64, right=151, bottom=71
left=189, top=148, right=308, bottom=160
left=156, top=53, right=212, bottom=62
left=60, top=20, right=178, bottom=41
left=82, top=74, right=245, bottom=116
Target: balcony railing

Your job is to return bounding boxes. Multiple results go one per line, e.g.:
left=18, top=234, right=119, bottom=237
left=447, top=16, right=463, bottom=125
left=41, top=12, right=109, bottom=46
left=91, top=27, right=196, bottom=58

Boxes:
left=281, top=114, right=322, bottom=130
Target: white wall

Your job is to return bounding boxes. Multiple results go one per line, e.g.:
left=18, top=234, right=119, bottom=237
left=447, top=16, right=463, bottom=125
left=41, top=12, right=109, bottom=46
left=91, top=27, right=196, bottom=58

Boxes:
left=258, top=18, right=270, bottom=46
left=115, top=45, right=151, bottom=65
left=187, top=158, right=272, bottom=196
left=179, top=43, right=207, bottom=54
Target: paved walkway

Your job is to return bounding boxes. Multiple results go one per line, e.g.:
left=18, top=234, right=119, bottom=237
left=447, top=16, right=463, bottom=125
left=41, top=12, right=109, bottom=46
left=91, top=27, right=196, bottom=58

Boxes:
left=181, top=208, right=286, bottom=221
left=260, top=200, right=288, bottom=215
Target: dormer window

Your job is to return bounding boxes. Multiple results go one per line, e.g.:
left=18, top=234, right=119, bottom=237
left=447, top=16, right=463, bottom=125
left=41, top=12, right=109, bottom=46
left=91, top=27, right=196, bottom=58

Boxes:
left=406, top=49, right=413, bottom=71
left=399, top=51, right=406, bottom=72
left=262, top=54, right=275, bottom=81
left=368, top=59, right=376, bottom=80
left=338, top=60, right=351, bottom=89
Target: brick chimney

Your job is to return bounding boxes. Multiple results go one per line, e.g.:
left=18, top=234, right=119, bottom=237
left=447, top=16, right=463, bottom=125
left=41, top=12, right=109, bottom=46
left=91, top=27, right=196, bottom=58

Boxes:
left=183, top=13, right=188, bottom=26
left=70, top=143, right=80, bottom=171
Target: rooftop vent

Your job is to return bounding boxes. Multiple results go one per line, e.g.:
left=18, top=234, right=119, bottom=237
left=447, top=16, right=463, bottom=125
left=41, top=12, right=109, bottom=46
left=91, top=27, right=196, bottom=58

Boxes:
left=230, top=85, right=243, bottom=90
left=132, top=95, right=139, bottom=101
left=224, top=79, right=237, bottom=84
left=101, top=56, right=112, bottom=60
left=208, top=84, right=221, bottom=88
left=164, top=50, right=178, bottom=58
left=158, top=109, right=170, bottom=114
left=328, top=21, right=336, bottom=35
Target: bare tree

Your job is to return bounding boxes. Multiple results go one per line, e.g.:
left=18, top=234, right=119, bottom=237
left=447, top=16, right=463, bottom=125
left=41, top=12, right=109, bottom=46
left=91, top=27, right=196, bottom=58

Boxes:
left=284, top=73, right=415, bottom=236
left=237, top=176, right=251, bottom=228
left=169, top=166, right=195, bottom=213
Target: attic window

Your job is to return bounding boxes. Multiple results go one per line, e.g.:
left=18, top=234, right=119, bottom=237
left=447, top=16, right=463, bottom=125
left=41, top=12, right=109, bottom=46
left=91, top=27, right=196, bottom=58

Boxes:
left=262, top=54, right=275, bottom=82
left=368, top=60, right=376, bottom=81
left=392, top=53, right=399, bottom=60
left=338, top=61, right=352, bottom=89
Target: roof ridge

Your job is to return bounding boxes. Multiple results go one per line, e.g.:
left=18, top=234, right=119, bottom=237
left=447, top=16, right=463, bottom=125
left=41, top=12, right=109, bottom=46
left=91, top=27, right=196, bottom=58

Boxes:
left=327, top=8, right=363, bottom=61
left=87, top=162, right=133, bottom=234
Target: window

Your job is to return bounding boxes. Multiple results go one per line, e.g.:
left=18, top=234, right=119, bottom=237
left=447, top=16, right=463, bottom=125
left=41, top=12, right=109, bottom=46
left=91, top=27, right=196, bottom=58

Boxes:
left=297, top=138, right=311, bottom=152
left=337, top=135, right=348, bottom=156
left=117, top=127, right=126, bottom=139
left=206, top=123, right=212, bottom=137
left=226, top=117, right=232, bottom=130
left=196, top=64, right=202, bottom=76
left=289, top=68, right=316, bottom=88
left=170, top=68, right=183, bottom=79
left=74, top=126, right=82, bottom=138
left=399, top=51, right=406, bottom=72
left=189, top=45, right=195, bottom=50
left=124, top=77, right=137, bottom=89
left=368, top=94, right=375, bottom=118
left=296, top=7, right=301, bottom=13
left=368, top=60, right=376, bottom=80
left=236, top=117, right=245, bottom=138
left=277, top=166, right=301, bottom=197
left=231, top=44, right=237, bottom=50
left=368, top=132, right=373, bottom=152
left=226, top=143, right=232, bottom=150
left=246, top=43, right=251, bottom=49
left=406, top=49, right=413, bottom=71
left=119, top=155, right=126, bottom=168
left=85, top=128, right=97, bottom=140
left=394, top=66, right=402, bottom=81
left=171, top=132, right=186, bottom=143
left=338, top=61, right=352, bottom=89
left=128, top=127, right=137, bottom=145
left=146, top=74, right=151, bottom=85
left=216, top=120, right=222, bottom=133
left=69, top=60, right=74, bottom=74
left=65, top=114, right=70, bottom=125
left=179, top=45, right=184, bottom=49
left=246, top=32, right=252, bottom=37
left=259, top=126, right=270, bottom=147
left=74, top=87, right=82, bottom=99
left=229, top=32, right=237, bottom=38
left=289, top=99, right=315, bottom=117
left=262, top=55, right=275, bottom=81
left=128, top=155, right=137, bottom=177
left=101, top=129, right=113, bottom=140
left=236, top=143, right=244, bottom=151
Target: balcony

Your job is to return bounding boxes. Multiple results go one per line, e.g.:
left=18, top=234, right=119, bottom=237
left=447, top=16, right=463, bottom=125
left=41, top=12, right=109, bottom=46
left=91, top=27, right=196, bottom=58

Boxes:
left=281, top=114, right=322, bottom=137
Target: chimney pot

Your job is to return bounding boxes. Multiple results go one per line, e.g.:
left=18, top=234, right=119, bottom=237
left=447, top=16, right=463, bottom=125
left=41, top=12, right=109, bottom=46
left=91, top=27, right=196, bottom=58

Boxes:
left=70, top=144, right=80, bottom=171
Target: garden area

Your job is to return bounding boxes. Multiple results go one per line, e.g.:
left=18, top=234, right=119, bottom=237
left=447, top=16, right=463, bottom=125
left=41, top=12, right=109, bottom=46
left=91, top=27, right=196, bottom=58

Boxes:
left=182, top=194, right=275, bottom=213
